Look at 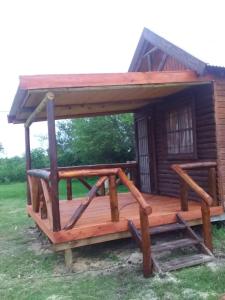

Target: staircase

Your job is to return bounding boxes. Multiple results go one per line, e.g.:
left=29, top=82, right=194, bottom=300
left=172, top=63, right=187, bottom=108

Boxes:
left=128, top=213, right=214, bottom=273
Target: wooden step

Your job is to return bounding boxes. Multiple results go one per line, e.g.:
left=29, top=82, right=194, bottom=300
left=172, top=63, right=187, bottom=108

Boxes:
left=150, top=223, right=186, bottom=235
left=161, top=254, right=213, bottom=272
left=152, top=238, right=199, bottom=253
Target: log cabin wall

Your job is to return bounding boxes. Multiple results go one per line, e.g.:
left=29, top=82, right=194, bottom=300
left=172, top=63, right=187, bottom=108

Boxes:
left=214, top=80, right=225, bottom=204
left=135, top=84, right=217, bottom=200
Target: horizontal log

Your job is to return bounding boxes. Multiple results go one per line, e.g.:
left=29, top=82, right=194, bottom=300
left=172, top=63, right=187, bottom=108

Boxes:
left=57, top=162, right=137, bottom=172
left=177, top=162, right=217, bottom=170
left=58, top=168, right=120, bottom=179
left=27, top=169, right=50, bottom=180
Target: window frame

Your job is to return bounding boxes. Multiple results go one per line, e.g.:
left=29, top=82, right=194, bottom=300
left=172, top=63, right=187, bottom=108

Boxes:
left=165, top=98, right=197, bottom=160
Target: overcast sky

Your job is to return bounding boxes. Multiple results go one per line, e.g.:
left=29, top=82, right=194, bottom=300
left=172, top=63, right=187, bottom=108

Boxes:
left=1, top=0, right=225, bottom=157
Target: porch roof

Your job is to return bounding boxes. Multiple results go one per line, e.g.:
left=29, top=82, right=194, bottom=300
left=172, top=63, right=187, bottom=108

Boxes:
left=8, top=71, right=211, bottom=124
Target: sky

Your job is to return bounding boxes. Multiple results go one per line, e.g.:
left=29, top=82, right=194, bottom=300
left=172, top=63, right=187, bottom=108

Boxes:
left=1, top=0, right=225, bottom=157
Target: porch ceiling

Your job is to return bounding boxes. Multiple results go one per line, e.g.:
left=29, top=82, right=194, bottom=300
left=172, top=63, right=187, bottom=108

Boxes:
left=8, top=71, right=211, bottom=124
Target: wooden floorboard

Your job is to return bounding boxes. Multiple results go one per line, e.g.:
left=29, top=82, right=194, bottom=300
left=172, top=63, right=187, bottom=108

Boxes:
left=27, top=193, right=224, bottom=247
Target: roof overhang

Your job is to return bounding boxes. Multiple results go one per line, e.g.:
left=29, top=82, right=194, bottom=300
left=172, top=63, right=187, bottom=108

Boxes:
left=8, top=71, right=212, bottom=124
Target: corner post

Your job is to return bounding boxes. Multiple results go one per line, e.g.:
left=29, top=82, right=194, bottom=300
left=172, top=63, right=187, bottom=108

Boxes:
left=25, top=126, right=31, bottom=205
left=47, top=93, right=61, bottom=231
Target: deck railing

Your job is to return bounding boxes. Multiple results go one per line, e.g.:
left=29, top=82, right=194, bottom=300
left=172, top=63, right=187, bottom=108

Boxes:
left=171, top=161, right=217, bottom=251
left=27, top=163, right=152, bottom=277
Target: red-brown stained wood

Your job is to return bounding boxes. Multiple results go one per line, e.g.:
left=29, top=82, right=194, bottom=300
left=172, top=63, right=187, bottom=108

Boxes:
left=26, top=193, right=224, bottom=245
left=109, top=175, right=119, bottom=222
left=139, top=207, right=152, bottom=277
left=66, top=178, right=72, bottom=200
left=19, top=71, right=200, bottom=90
left=59, top=168, right=119, bottom=179
left=201, top=202, right=213, bottom=251
left=28, top=176, right=40, bottom=212
left=47, top=98, right=61, bottom=231
left=64, top=176, right=108, bottom=230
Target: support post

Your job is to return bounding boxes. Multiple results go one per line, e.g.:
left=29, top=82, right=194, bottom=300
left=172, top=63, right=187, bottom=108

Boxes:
left=47, top=95, right=61, bottom=231
left=25, top=126, right=31, bottom=205
left=66, top=178, right=72, bottom=200
left=201, top=201, right=213, bottom=252
left=208, top=167, right=217, bottom=206
left=139, top=207, right=152, bottom=277
left=180, top=179, right=189, bottom=211
left=65, top=248, right=73, bottom=268
left=109, top=175, right=119, bottom=222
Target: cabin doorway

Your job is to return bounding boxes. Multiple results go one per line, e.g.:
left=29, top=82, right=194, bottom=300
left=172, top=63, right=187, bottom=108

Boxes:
left=135, top=114, right=157, bottom=193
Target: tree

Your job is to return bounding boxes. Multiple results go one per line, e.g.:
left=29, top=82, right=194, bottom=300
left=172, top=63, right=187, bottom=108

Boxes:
left=56, top=114, right=135, bottom=166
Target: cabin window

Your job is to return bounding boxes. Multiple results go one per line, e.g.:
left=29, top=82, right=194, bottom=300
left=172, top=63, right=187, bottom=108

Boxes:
left=166, top=102, right=196, bottom=158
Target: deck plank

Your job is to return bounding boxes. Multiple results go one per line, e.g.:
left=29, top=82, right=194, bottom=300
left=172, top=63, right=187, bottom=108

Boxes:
left=27, top=193, right=224, bottom=246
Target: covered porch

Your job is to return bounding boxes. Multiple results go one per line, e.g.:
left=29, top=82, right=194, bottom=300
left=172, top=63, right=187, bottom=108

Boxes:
left=8, top=71, right=224, bottom=276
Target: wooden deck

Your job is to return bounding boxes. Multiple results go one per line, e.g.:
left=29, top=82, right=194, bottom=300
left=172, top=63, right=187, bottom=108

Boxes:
left=27, top=192, right=224, bottom=251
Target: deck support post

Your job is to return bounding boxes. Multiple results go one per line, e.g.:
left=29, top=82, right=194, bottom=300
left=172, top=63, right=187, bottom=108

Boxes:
left=109, top=175, right=119, bottom=222
left=201, top=202, right=213, bottom=252
left=25, top=126, right=31, bottom=205
left=66, top=178, right=72, bottom=200
left=64, top=248, right=73, bottom=268
left=139, top=207, right=152, bottom=277
left=47, top=94, right=61, bottom=231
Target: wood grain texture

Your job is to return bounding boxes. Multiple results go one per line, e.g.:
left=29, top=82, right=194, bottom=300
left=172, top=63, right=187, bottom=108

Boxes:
left=26, top=193, right=224, bottom=245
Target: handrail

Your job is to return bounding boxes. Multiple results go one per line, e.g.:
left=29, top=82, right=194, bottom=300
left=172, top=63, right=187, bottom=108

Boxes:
left=171, top=161, right=217, bottom=252
left=171, top=164, right=213, bottom=206
left=117, top=168, right=152, bottom=215
left=27, top=169, right=51, bottom=181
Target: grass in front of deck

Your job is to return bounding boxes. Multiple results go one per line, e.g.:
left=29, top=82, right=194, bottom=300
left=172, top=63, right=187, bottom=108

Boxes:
left=1, top=182, right=225, bottom=300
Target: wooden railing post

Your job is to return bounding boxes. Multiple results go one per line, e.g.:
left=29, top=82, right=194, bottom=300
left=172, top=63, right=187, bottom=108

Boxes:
left=180, top=179, right=189, bottom=211
left=139, top=207, right=152, bottom=277
left=208, top=167, right=217, bottom=206
left=66, top=178, right=72, bottom=200
left=47, top=94, right=61, bottom=231
left=201, top=201, right=213, bottom=251
left=25, top=126, right=31, bottom=205
left=109, top=175, right=119, bottom=222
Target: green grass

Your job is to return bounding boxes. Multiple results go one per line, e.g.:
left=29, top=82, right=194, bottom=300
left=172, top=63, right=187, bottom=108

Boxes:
left=1, top=182, right=225, bottom=299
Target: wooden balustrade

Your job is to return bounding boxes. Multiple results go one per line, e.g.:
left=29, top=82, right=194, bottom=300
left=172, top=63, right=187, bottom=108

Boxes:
left=171, top=161, right=217, bottom=251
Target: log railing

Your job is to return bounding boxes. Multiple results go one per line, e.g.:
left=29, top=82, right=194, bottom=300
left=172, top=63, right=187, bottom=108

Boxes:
left=27, top=164, right=152, bottom=277
left=59, top=167, right=152, bottom=277
left=171, top=161, right=217, bottom=251
left=57, top=162, right=138, bottom=200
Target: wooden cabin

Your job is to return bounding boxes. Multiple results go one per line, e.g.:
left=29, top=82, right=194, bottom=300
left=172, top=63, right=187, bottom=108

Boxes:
left=8, top=28, right=225, bottom=276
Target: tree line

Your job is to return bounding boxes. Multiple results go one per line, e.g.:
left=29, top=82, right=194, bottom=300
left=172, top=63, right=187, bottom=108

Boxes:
left=0, top=114, right=135, bottom=183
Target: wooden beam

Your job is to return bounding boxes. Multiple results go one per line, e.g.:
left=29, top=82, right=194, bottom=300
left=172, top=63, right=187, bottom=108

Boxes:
left=59, top=168, right=119, bottom=179
left=66, top=178, right=72, bottom=200
left=140, top=208, right=152, bottom=277
left=47, top=96, right=61, bottom=231
left=157, top=53, right=168, bottom=71
left=64, top=176, right=107, bottom=230
left=109, top=175, right=119, bottom=222
left=25, top=92, right=55, bottom=127
left=19, top=71, right=201, bottom=90
left=25, top=126, right=31, bottom=205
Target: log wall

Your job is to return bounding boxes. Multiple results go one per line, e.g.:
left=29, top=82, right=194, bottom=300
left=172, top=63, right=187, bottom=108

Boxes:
left=214, top=80, right=225, bottom=204
left=135, top=84, right=217, bottom=200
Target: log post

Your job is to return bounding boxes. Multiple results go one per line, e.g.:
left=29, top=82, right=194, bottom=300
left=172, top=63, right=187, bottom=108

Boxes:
left=66, top=178, right=72, bottom=200
left=109, top=175, right=119, bottom=222
left=25, top=126, right=31, bottom=205
left=139, top=207, right=152, bottom=277
left=47, top=94, right=61, bottom=231
left=65, top=248, right=73, bottom=268
left=180, top=179, right=189, bottom=211
left=208, top=167, right=217, bottom=206
left=201, top=201, right=213, bottom=252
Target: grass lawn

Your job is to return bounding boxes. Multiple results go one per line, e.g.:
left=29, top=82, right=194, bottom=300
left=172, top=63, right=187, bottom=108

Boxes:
left=1, top=181, right=225, bottom=299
